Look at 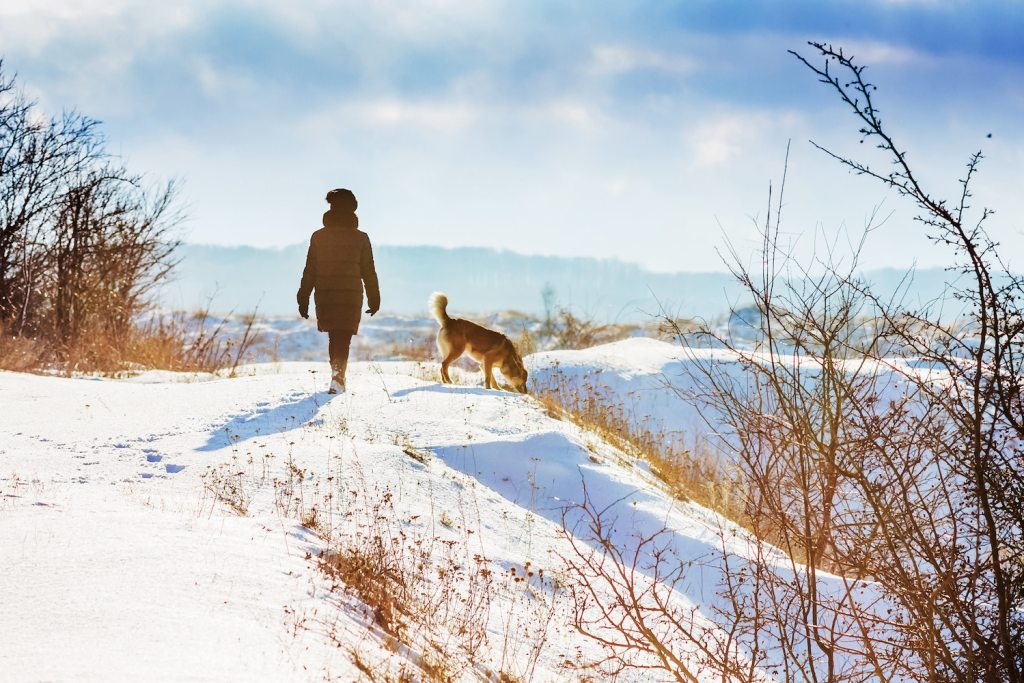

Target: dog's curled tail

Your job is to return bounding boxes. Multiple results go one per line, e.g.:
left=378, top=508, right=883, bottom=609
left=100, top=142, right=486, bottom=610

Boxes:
left=429, top=291, right=450, bottom=326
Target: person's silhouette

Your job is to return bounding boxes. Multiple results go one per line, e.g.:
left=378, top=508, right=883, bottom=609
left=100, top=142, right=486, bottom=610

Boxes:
left=297, top=188, right=380, bottom=394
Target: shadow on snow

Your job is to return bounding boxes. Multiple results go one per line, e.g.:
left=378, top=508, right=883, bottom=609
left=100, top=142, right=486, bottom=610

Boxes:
left=196, top=391, right=336, bottom=452
left=428, top=432, right=718, bottom=583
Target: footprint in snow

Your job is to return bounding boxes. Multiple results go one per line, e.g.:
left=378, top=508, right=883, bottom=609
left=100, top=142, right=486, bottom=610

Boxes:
left=146, top=453, right=163, bottom=463
left=164, top=464, right=186, bottom=474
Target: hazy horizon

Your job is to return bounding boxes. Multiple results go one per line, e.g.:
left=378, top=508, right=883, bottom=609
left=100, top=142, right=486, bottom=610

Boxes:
left=161, top=241, right=970, bottom=322
left=176, top=237, right=977, bottom=277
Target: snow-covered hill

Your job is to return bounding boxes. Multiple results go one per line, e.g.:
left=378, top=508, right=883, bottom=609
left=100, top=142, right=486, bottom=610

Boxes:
left=0, top=345, right=797, bottom=681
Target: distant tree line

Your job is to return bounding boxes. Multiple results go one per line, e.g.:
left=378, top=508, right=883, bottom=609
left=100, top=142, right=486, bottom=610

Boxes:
left=0, top=60, right=182, bottom=369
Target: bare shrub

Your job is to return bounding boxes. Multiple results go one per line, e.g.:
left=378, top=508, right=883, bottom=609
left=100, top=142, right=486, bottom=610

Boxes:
left=319, top=487, right=494, bottom=678
left=559, top=485, right=728, bottom=681
left=536, top=305, right=636, bottom=351
left=0, top=60, right=209, bottom=374
left=201, top=463, right=252, bottom=516
left=559, top=42, right=1024, bottom=682
left=170, top=308, right=261, bottom=375
left=548, top=307, right=627, bottom=350
left=517, top=324, right=538, bottom=357
left=678, top=43, right=1023, bottom=681
left=785, top=41, right=1023, bottom=681
left=0, top=324, right=48, bottom=371
left=532, top=286, right=637, bottom=351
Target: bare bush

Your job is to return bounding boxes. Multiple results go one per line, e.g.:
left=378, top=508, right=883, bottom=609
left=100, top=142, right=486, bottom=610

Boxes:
left=687, top=43, right=1024, bottom=681
left=564, top=42, right=1024, bottom=682
left=548, top=307, right=627, bottom=350
left=318, top=485, right=494, bottom=679
left=533, top=286, right=638, bottom=351
left=559, top=483, right=755, bottom=682
left=0, top=60, right=196, bottom=373
left=787, top=41, right=1024, bottom=681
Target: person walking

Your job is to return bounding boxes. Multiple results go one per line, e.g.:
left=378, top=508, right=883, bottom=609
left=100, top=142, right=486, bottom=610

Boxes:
left=297, top=188, right=380, bottom=394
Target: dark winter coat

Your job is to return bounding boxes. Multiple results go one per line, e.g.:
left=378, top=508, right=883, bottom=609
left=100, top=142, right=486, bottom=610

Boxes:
left=297, top=210, right=380, bottom=334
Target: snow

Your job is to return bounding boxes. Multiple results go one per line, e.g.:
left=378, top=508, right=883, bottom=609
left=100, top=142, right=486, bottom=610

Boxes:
left=529, top=338, right=706, bottom=449
left=1, top=367, right=340, bottom=681
left=0, top=339, right=879, bottom=680
left=528, top=337, right=948, bottom=463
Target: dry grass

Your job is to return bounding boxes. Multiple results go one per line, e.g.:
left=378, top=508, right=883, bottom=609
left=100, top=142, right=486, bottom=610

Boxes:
left=322, top=543, right=409, bottom=640
left=201, top=461, right=252, bottom=516
left=347, top=647, right=380, bottom=681
left=277, top=451, right=567, bottom=681
left=129, top=309, right=260, bottom=374
left=410, top=344, right=746, bottom=524
left=0, top=309, right=260, bottom=376
left=534, top=371, right=746, bottom=524
left=384, top=334, right=437, bottom=362
left=0, top=326, right=49, bottom=372
left=318, top=487, right=495, bottom=680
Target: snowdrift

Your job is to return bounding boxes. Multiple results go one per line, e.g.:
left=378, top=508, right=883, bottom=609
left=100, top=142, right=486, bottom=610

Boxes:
left=1, top=340, right=882, bottom=680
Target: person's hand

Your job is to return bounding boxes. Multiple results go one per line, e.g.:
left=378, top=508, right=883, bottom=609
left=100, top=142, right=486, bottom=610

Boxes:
left=299, top=304, right=309, bottom=319
left=365, top=307, right=378, bottom=317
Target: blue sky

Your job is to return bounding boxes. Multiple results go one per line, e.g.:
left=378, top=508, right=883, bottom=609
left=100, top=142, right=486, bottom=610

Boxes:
left=1, top=0, right=1021, bottom=273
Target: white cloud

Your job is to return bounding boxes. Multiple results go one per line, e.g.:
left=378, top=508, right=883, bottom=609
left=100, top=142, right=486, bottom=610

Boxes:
left=604, top=176, right=631, bottom=196
left=1, top=0, right=1016, bottom=275
left=0, top=0, right=131, bottom=20
left=193, top=59, right=229, bottom=100
left=589, top=44, right=696, bottom=78
left=814, top=38, right=931, bottom=66
left=0, top=1, right=195, bottom=55
left=308, top=100, right=480, bottom=132
left=301, top=96, right=607, bottom=138
left=689, top=111, right=803, bottom=167
left=531, top=101, right=598, bottom=127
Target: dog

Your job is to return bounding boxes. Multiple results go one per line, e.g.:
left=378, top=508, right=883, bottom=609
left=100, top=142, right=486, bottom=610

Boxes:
left=430, top=292, right=529, bottom=393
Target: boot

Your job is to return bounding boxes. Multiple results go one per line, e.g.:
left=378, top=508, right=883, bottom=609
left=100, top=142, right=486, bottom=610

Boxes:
left=328, top=357, right=348, bottom=395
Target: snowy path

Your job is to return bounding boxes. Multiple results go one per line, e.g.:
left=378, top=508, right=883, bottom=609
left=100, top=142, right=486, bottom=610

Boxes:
left=1, top=367, right=344, bottom=680
left=1, top=358, right=743, bottom=681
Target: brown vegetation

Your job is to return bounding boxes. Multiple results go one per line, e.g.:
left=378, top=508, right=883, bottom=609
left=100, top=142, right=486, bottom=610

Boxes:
left=559, top=42, right=1024, bottom=682
left=315, top=482, right=562, bottom=681
left=0, top=61, right=256, bottom=375
left=534, top=369, right=745, bottom=521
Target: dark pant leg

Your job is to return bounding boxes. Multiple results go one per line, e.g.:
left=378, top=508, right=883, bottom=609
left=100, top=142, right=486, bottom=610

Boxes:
left=328, top=332, right=352, bottom=370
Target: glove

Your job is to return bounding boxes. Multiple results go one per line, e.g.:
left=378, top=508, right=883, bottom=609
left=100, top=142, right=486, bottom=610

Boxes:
left=365, top=307, right=378, bottom=317
left=299, top=304, right=309, bottom=319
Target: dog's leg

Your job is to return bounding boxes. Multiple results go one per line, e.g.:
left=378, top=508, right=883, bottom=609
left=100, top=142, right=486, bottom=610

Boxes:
left=437, top=329, right=455, bottom=383
left=483, top=358, right=496, bottom=389
left=441, top=344, right=464, bottom=384
left=441, top=352, right=456, bottom=383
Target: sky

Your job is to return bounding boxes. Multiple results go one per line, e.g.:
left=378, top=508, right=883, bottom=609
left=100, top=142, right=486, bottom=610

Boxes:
left=0, top=0, right=1021, bottom=274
